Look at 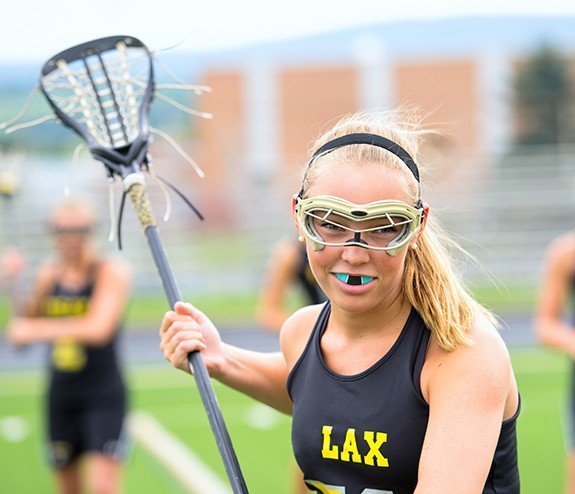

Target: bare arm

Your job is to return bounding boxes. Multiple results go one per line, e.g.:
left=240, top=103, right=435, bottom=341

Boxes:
left=7, top=258, right=132, bottom=346
left=415, top=318, right=517, bottom=493
left=22, top=261, right=60, bottom=317
left=218, top=344, right=291, bottom=413
left=256, top=239, right=300, bottom=332
left=0, top=247, right=35, bottom=316
left=160, top=301, right=293, bottom=414
left=534, top=233, right=575, bottom=356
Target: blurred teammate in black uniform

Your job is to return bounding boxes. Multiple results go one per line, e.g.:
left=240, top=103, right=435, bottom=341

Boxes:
left=258, top=238, right=326, bottom=331
left=1, top=198, right=131, bottom=494
left=535, top=231, right=575, bottom=493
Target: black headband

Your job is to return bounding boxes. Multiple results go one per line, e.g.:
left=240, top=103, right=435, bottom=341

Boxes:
left=308, top=132, right=420, bottom=182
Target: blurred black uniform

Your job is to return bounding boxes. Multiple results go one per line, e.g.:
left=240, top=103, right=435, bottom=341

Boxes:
left=42, top=264, right=127, bottom=467
left=296, top=245, right=327, bottom=305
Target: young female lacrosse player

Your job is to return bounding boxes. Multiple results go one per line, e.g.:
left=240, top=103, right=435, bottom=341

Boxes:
left=1, top=198, right=131, bottom=494
left=535, top=232, right=575, bottom=493
left=160, top=110, right=520, bottom=493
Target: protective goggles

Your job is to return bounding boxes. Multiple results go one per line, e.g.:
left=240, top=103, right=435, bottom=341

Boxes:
left=295, top=195, right=423, bottom=255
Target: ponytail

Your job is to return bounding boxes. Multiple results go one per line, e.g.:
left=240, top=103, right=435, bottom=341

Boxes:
left=403, top=214, right=496, bottom=351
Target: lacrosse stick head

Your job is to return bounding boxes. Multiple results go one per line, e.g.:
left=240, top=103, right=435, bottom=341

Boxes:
left=39, top=35, right=155, bottom=176
left=0, top=170, right=20, bottom=200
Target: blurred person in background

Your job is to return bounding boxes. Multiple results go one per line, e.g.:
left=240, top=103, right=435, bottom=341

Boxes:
left=160, top=110, right=520, bottom=493
left=534, top=231, right=575, bottom=493
left=257, top=237, right=327, bottom=493
left=257, top=237, right=327, bottom=331
left=0, top=198, right=131, bottom=494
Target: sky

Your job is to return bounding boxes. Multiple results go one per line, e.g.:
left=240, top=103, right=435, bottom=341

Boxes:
left=2, top=0, right=575, bottom=64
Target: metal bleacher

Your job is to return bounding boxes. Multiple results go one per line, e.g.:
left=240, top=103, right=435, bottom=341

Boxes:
left=431, top=144, right=575, bottom=286
left=2, top=144, right=574, bottom=302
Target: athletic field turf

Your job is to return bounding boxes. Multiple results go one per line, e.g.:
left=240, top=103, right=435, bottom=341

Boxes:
left=0, top=347, right=568, bottom=493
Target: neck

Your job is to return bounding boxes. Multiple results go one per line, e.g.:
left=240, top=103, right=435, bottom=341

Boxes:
left=59, top=248, right=95, bottom=272
left=320, top=293, right=413, bottom=376
left=330, top=291, right=412, bottom=339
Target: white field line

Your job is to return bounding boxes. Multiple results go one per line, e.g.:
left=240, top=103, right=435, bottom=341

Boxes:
left=128, top=410, right=231, bottom=494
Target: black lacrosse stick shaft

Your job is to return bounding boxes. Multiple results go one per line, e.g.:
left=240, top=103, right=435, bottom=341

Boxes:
left=144, top=226, right=249, bottom=492
left=128, top=182, right=249, bottom=493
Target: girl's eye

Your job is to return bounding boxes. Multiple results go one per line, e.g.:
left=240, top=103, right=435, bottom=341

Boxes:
left=374, top=225, right=399, bottom=235
left=319, top=221, right=345, bottom=232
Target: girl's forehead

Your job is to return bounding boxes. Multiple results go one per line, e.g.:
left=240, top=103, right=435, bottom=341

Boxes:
left=307, top=161, right=412, bottom=203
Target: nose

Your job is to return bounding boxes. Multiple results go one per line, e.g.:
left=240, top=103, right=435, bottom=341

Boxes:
left=341, top=242, right=370, bottom=264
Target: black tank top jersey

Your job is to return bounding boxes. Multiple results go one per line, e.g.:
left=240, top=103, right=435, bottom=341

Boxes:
left=287, top=302, right=520, bottom=494
left=296, top=245, right=327, bottom=305
left=41, top=268, right=124, bottom=397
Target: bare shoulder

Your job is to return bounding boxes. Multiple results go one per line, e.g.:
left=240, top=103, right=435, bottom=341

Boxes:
left=548, top=230, right=575, bottom=251
left=279, top=303, right=323, bottom=370
left=276, top=238, right=300, bottom=256
left=546, top=231, right=575, bottom=266
left=35, top=258, right=59, bottom=286
left=424, top=313, right=514, bottom=406
left=271, top=238, right=300, bottom=266
left=98, top=256, right=132, bottom=278
left=430, top=314, right=511, bottom=372
left=468, top=313, right=512, bottom=363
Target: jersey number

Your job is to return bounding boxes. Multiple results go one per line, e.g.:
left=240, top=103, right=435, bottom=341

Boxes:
left=306, top=480, right=392, bottom=494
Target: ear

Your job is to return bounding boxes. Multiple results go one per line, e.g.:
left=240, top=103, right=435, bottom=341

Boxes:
left=411, top=204, right=430, bottom=246
left=421, top=204, right=430, bottom=230
left=291, top=194, right=303, bottom=234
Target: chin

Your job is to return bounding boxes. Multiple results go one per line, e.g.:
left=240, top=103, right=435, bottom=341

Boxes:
left=330, top=294, right=380, bottom=313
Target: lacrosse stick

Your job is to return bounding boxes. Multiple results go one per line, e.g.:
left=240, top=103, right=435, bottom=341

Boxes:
left=38, top=35, right=248, bottom=493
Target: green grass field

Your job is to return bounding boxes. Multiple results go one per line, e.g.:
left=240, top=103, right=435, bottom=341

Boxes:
left=0, top=281, right=539, bottom=332
left=0, top=347, right=569, bottom=493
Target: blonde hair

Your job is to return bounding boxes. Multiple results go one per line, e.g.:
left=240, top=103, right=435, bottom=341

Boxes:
left=302, top=109, right=495, bottom=351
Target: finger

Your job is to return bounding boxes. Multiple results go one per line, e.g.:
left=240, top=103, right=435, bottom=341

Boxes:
left=160, top=323, right=203, bottom=354
left=159, top=310, right=176, bottom=336
left=163, top=330, right=206, bottom=368
left=162, top=318, right=202, bottom=346
left=174, top=301, right=195, bottom=316
left=159, top=309, right=193, bottom=335
left=176, top=301, right=210, bottom=325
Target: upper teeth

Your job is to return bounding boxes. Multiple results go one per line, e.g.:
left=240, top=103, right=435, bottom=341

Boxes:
left=335, top=273, right=349, bottom=283
left=335, top=273, right=374, bottom=285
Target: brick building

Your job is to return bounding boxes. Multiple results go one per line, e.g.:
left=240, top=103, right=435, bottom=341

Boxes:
left=170, top=15, right=575, bottom=227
